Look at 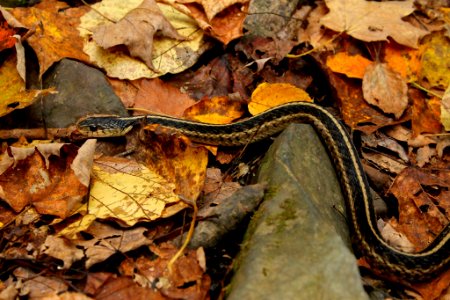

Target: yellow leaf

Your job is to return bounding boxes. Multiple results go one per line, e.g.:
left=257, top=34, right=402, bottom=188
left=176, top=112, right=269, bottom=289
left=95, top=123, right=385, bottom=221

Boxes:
left=79, top=0, right=210, bottom=80
left=249, top=82, right=312, bottom=115
left=88, top=157, right=180, bottom=226
left=420, top=31, right=450, bottom=89
left=441, top=85, right=450, bottom=131
left=0, top=56, right=54, bottom=117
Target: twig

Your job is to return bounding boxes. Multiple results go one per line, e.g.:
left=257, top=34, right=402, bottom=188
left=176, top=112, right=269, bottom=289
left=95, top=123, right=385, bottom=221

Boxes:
left=167, top=195, right=198, bottom=273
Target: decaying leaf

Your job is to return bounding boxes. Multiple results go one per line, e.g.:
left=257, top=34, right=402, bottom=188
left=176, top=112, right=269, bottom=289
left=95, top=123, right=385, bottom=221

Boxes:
left=419, top=31, right=450, bottom=88
left=79, top=0, right=210, bottom=79
left=135, top=243, right=210, bottom=299
left=183, top=96, right=245, bottom=124
left=176, top=0, right=249, bottom=21
left=11, top=0, right=90, bottom=77
left=108, top=77, right=196, bottom=117
left=0, top=56, right=54, bottom=118
left=0, top=141, right=95, bottom=218
left=321, top=0, right=429, bottom=48
left=389, top=168, right=450, bottom=250
left=249, top=82, right=312, bottom=115
left=92, top=0, right=185, bottom=71
left=362, top=62, right=408, bottom=119
left=87, top=156, right=180, bottom=226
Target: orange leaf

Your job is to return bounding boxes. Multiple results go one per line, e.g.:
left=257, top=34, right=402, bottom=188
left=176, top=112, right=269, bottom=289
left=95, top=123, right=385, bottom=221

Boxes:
left=11, top=0, right=89, bottom=77
left=411, top=90, right=442, bottom=136
left=184, top=96, right=245, bottom=124
left=384, top=42, right=421, bottom=81
left=249, top=82, right=312, bottom=115
left=326, top=52, right=372, bottom=79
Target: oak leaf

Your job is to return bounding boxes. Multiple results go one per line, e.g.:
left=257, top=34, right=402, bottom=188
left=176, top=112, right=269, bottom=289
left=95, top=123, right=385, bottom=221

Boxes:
left=321, top=0, right=429, bottom=48
left=362, top=62, right=408, bottom=119
left=92, top=0, right=186, bottom=71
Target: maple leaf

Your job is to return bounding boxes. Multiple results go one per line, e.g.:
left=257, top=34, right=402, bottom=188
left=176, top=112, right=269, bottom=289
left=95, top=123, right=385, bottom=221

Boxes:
left=321, top=0, right=429, bottom=48
left=92, top=0, right=186, bottom=71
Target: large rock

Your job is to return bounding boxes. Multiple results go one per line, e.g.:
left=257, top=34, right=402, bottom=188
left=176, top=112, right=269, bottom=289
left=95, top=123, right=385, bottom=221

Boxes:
left=227, top=124, right=368, bottom=300
left=0, top=59, right=127, bottom=129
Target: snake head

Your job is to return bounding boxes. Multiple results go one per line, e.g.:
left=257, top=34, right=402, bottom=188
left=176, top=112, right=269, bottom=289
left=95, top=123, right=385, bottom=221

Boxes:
left=73, top=115, right=140, bottom=138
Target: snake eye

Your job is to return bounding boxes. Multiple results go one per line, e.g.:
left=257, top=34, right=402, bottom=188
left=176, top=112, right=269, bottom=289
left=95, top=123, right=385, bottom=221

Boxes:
left=89, top=125, right=98, bottom=131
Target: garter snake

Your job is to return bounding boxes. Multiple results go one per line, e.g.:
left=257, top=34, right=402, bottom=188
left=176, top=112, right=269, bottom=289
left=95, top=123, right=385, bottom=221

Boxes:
left=75, top=101, right=450, bottom=281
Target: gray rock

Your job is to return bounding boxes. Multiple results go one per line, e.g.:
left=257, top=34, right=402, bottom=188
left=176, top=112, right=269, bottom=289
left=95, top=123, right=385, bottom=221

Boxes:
left=227, top=124, right=368, bottom=300
left=0, top=59, right=127, bottom=129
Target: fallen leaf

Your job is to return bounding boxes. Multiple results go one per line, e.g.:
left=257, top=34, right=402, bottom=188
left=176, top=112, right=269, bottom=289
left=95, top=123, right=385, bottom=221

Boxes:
left=327, top=69, right=406, bottom=133
left=412, top=269, right=450, bottom=300
left=84, top=273, right=164, bottom=300
left=326, top=52, right=372, bottom=79
left=384, top=42, right=421, bottom=81
left=40, top=235, right=84, bottom=269
left=11, top=0, right=90, bottom=77
left=136, top=243, right=210, bottom=299
left=88, top=156, right=180, bottom=226
left=0, top=141, right=94, bottom=218
left=362, top=62, right=408, bottom=119
left=321, top=0, right=429, bottom=48
left=419, top=31, right=450, bottom=88
left=411, top=89, right=442, bottom=136
left=441, top=85, right=450, bottom=130
left=249, top=82, right=312, bottom=115
left=0, top=55, right=54, bottom=117
left=181, top=2, right=248, bottom=44
left=79, top=0, right=210, bottom=79
left=177, top=0, right=248, bottom=21
left=14, top=267, right=68, bottom=299
left=80, top=222, right=152, bottom=267
left=184, top=96, right=245, bottom=124
left=92, top=0, right=185, bottom=71
left=108, top=77, right=196, bottom=117
left=389, top=168, right=450, bottom=250
left=137, top=129, right=209, bottom=215
left=0, top=10, right=19, bottom=52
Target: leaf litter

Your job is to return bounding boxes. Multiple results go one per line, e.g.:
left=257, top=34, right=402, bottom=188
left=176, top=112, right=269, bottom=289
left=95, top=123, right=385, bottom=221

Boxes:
left=0, top=0, right=450, bottom=299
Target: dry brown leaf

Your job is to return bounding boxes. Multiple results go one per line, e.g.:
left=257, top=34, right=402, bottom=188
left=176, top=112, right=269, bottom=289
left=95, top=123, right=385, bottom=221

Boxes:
left=92, top=0, right=185, bottom=71
left=108, top=77, right=196, bottom=117
left=84, top=273, right=164, bottom=300
left=389, top=168, right=450, bottom=250
left=362, top=62, right=408, bottom=119
left=0, top=141, right=94, bottom=218
left=321, top=0, right=429, bottom=48
left=176, top=0, right=249, bottom=21
left=136, top=243, right=210, bottom=299
left=40, top=235, right=84, bottom=269
left=79, top=222, right=152, bottom=268
left=411, top=90, right=442, bottom=136
left=14, top=267, right=68, bottom=299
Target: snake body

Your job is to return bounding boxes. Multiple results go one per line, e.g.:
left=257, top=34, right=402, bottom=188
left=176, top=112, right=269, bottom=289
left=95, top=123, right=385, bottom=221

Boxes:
left=76, top=102, right=450, bottom=280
